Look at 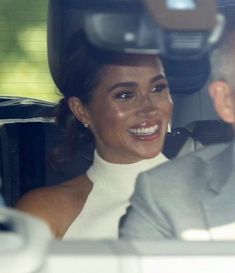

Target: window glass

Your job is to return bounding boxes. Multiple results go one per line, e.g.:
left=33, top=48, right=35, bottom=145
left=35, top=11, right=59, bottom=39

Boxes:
left=0, top=0, right=60, bottom=102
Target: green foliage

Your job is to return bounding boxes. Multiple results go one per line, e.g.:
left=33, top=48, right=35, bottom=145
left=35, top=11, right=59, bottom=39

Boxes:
left=0, top=0, right=61, bottom=102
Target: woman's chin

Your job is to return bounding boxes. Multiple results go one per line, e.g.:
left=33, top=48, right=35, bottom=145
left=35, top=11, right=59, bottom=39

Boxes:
left=132, top=148, right=162, bottom=161
left=130, top=137, right=165, bottom=159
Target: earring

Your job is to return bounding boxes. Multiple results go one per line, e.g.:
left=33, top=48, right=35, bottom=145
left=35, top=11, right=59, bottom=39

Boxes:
left=167, top=123, right=171, bottom=133
left=83, top=123, right=89, bottom=128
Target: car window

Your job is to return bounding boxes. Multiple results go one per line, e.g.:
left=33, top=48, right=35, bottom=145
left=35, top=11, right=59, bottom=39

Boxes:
left=0, top=0, right=60, bottom=103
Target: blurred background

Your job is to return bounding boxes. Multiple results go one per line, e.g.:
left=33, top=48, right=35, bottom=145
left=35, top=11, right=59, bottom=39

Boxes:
left=0, top=0, right=60, bottom=102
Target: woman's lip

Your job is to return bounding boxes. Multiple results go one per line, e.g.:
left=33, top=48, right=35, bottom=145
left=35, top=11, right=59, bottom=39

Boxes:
left=131, top=129, right=161, bottom=141
left=129, top=120, right=161, bottom=130
left=128, top=124, right=159, bottom=136
left=139, top=133, right=160, bottom=141
left=128, top=121, right=163, bottom=140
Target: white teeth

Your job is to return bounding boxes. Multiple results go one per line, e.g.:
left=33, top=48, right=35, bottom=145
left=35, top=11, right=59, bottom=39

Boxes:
left=129, top=124, right=159, bottom=136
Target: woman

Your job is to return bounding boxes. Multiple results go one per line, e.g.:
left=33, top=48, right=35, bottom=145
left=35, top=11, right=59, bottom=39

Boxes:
left=15, top=30, right=173, bottom=239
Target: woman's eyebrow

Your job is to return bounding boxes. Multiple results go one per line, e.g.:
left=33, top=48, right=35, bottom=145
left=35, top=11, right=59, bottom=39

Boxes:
left=108, top=74, right=166, bottom=92
left=108, top=82, right=138, bottom=92
left=150, top=74, right=166, bottom=83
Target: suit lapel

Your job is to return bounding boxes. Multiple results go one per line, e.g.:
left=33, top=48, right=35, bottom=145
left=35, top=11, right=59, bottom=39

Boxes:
left=201, top=144, right=235, bottom=240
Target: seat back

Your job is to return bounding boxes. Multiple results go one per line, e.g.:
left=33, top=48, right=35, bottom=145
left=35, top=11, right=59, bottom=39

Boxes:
left=190, top=120, right=234, bottom=145
left=0, top=122, right=92, bottom=206
left=163, top=128, right=192, bottom=159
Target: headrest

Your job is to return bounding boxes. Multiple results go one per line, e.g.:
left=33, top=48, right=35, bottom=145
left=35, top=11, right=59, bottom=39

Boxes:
left=162, top=54, right=211, bottom=94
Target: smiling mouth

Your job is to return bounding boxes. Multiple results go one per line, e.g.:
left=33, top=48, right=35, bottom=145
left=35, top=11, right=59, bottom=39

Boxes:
left=128, top=124, right=159, bottom=136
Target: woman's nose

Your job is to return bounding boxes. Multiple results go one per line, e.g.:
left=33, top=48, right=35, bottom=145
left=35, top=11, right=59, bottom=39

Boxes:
left=137, top=95, right=158, bottom=116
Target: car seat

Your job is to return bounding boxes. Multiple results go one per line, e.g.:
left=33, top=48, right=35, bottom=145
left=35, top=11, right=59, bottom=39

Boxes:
left=0, top=119, right=94, bottom=207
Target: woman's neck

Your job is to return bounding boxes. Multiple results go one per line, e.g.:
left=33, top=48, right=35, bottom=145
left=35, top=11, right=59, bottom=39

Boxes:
left=87, top=150, right=168, bottom=198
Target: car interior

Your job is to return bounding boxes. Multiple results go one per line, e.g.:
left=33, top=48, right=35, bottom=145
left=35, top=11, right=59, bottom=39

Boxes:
left=0, top=0, right=234, bottom=207
left=1, top=0, right=235, bottom=272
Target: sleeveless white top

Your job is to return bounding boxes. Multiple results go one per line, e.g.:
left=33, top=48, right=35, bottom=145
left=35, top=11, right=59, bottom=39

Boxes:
left=63, top=151, right=168, bottom=240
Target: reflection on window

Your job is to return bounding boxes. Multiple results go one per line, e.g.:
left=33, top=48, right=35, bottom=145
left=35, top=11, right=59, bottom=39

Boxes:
left=166, top=0, right=197, bottom=10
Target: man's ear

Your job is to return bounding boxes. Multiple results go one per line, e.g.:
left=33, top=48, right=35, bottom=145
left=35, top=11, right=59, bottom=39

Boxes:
left=209, top=81, right=235, bottom=124
left=68, top=97, right=90, bottom=125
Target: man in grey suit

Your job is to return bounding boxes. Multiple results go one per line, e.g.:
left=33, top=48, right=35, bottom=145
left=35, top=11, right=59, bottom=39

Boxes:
left=120, top=24, right=235, bottom=241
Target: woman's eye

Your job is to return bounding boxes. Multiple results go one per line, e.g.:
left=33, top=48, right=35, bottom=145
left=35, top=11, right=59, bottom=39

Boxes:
left=115, top=91, right=134, bottom=100
left=151, top=84, right=168, bottom=93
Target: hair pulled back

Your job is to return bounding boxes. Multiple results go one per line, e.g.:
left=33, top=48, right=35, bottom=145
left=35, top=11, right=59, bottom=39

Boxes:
left=53, top=29, right=118, bottom=163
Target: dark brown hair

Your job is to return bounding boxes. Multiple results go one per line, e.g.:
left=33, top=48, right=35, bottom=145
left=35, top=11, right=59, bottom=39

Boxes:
left=53, top=29, right=121, bottom=163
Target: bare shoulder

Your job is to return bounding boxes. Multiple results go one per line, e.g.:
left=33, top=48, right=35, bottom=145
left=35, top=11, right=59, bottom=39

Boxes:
left=15, top=175, right=92, bottom=238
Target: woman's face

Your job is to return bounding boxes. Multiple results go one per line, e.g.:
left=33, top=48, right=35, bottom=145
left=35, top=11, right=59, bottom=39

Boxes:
left=81, top=55, right=173, bottom=163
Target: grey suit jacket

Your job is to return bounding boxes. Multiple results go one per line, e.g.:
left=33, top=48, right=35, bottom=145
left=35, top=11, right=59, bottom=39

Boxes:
left=120, top=142, right=235, bottom=240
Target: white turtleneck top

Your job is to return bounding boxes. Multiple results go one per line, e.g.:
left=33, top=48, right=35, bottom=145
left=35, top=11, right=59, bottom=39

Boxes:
left=63, top=151, right=168, bottom=240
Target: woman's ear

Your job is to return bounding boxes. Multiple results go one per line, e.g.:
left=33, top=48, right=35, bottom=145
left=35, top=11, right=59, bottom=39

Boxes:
left=209, top=81, right=235, bottom=124
left=68, top=97, right=90, bottom=125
